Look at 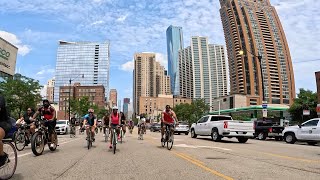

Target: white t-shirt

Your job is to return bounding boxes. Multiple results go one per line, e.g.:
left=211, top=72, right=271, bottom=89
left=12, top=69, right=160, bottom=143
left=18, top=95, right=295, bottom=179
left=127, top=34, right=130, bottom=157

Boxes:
left=139, top=118, right=146, bottom=125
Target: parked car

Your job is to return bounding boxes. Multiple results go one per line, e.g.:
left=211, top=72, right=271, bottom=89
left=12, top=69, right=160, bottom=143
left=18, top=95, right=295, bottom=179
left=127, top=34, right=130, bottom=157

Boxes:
left=254, top=120, right=284, bottom=141
left=175, top=121, right=189, bottom=135
left=150, top=123, right=161, bottom=132
left=190, top=115, right=254, bottom=143
left=56, top=120, right=70, bottom=135
left=283, top=118, right=320, bottom=145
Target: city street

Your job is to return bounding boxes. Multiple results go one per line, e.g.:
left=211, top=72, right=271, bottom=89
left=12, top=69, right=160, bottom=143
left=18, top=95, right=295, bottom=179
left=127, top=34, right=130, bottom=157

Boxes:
left=12, top=128, right=320, bottom=180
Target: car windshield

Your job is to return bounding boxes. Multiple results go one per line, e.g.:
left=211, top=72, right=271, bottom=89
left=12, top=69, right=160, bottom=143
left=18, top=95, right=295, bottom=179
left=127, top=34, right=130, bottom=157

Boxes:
left=57, top=121, right=67, bottom=125
left=179, top=122, right=188, bottom=125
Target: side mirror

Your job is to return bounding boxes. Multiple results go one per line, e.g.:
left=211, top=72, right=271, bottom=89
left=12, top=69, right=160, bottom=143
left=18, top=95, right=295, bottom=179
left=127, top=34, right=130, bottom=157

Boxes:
left=298, top=124, right=301, bottom=128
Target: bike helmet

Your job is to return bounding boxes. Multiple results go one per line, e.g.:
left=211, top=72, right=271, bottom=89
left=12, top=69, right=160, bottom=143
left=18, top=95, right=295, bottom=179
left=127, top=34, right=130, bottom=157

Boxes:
left=112, top=106, right=118, bottom=110
left=88, top=108, right=94, bottom=113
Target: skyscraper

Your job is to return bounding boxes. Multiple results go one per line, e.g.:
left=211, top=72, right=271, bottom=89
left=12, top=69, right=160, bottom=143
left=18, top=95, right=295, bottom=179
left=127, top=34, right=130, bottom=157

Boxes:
left=109, top=89, right=117, bottom=107
left=54, top=40, right=110, bottom=103
left=46, top=78, right=55, bottom=103
left=123, top=98, right=130, bottom=118
left=166, top=25, right=184, bottom=96
left=219, top=0, right=295, bottom=105
left=133, top=53, right=171, bottom=115
left=179, top=37, right=228, bottom=110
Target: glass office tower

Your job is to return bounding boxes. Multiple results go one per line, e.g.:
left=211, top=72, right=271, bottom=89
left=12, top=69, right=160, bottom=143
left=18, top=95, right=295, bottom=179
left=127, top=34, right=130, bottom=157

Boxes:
left=54, top=40, right=110, bottom=103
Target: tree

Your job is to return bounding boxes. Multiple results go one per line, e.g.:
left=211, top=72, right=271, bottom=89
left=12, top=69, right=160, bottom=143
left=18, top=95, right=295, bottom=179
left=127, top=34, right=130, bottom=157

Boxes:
left=289, top=88, right=318, bottom=123
left=191, top=99, right=210, bottom=122
left=70, top=96, right=108, bottom=119
left=0, top=74, right=42, bottom=119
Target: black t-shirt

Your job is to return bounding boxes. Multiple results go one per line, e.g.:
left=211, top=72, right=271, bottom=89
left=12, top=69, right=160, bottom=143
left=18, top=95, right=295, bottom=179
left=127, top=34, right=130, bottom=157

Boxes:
left=23, top=112, right=34, bottom=124
left=70, top=117, right=76, bottom=125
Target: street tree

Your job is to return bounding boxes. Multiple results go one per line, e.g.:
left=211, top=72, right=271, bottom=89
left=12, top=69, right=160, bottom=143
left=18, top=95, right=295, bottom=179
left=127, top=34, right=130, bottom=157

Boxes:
left=288, top=88, right=318, bottom=123
left=0, top=74, right=43, bottom=119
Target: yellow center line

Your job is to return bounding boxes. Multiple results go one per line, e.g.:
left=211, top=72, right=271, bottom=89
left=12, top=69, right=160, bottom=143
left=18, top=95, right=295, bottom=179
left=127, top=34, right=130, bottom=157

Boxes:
left=144, top=136, right=234, bottom=180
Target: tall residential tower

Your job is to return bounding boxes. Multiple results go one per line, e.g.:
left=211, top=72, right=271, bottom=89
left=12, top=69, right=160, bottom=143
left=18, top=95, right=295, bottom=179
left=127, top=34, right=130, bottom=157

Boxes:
left=166, top=25, right=184, bottom=96
left=54, top=41, right=110, bottom=103
left=219, top=0, right=295, bottom=105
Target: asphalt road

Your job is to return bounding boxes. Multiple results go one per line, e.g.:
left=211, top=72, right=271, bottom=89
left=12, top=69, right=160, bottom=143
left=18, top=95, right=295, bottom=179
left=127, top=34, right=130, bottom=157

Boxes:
left=9, top=128, right=320, bottom=180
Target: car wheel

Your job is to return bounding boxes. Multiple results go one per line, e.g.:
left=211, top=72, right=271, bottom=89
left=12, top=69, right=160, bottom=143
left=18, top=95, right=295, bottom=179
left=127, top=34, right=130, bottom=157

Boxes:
left=284, top=133, right=296, bottom=144
left=258, top=132, right=267, bottom=140
left=211, top=128, right=221, bottom=142
left=191, top=129, right=197, bottom=138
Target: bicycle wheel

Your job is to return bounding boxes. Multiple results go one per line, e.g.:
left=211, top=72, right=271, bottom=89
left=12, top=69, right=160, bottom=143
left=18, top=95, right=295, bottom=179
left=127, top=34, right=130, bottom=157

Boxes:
left=87, top=131, right=91, bottom=150
left=0, top=141, right=17, bottom=180
left=167, top=133, right=174, bottom=150
left=105, top=128, right=109, bottom=142
left=31, top=131, right=45, bottom=156
left=113, top=130, right=116, bottom=154
left=49, top=131, right=58, bottom=151
left=120, top=129, right=123, bottom=143
left=14, top=132, right=26, bottom=151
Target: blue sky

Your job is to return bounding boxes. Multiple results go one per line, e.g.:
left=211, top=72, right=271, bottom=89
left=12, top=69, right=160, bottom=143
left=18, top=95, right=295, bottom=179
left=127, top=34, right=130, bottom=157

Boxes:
left=0, top=0, right=319, bottom=103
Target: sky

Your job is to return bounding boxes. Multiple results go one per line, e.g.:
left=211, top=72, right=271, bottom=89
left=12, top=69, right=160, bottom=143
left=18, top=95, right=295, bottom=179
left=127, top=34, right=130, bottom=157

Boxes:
left=0, top=0, right=319, bottom=104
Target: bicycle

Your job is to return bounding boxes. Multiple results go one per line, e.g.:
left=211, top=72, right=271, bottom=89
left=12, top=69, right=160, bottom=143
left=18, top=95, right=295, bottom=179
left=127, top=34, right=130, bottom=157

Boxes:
left=95, top=127, right=98, bottom=135
left=119, top=125, right=124, bottom=144
left=104, top=127, right=109, bottom=142
left=69, top=125, right=76, bottom=138
left=138, top=124, right=144, bottom=140
left=14, top=124, right=31, bottom=151
left=111, top=126, right=118, bottom=154
left=0, top=138, right=18, bottom=180
left=31, top=118, right=58, bottom=156
left=161, top=124, right=174, bottom=150
left=84, top=125, right=94, bottom=150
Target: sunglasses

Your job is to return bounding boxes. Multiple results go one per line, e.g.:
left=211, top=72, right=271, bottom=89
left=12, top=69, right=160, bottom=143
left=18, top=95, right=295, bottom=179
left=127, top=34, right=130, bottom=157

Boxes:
left=89, top=112, right=93, bottom=114
left=27, top=110, right=31, bottom=111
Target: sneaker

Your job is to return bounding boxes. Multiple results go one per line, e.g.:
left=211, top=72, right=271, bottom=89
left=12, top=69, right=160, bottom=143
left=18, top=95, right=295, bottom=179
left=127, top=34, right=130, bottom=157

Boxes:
left=0, top=153, right=9, bottom=168
left=109, top=144, right=112, bottom=149
left=50, top=143, right=55, bottom=148
left=92, top=138, right=95, bottom=142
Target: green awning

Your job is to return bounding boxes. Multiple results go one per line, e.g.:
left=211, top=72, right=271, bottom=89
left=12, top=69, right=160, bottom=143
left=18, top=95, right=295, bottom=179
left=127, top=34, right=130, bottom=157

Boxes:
left=209, top=105, right=289, bottom=114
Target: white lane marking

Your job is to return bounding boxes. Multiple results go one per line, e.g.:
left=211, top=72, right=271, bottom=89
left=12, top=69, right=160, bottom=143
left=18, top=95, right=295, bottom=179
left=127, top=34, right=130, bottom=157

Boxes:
left=175, top=144, right=232, bottom=151
left=17, top=138, right=81, bottom=158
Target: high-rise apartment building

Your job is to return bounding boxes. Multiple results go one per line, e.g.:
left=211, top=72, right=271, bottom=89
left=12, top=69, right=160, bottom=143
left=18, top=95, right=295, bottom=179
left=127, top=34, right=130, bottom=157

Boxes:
left=219, top=0, right=295, bottom=105
left=109, top=89, right=117, bottom=107
left=123, top=98, right=130, bottom=118
left=46, top=78, right=55, bottom=103
left=316, top=71, right=320, bottom=103
left=178, top=37, right=228, bottom=110
left=54, top=40, right=110, bottom=103
left=133, top=53, right=171, bottom=115
left=166, top=25, right=184, bottom=96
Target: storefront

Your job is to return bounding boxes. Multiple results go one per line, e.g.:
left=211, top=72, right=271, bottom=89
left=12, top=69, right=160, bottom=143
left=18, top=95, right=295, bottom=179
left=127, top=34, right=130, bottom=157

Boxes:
left=0, top=37, right=18, bottom=81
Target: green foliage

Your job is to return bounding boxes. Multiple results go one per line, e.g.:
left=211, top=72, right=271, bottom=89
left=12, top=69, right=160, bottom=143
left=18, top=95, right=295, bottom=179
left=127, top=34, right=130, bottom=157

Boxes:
left=70, top=96, right=107, bottom=119
left=173, top=99, right=210, bottom=125
left=0, top=74, right=42, bottom=119
left=288, top=88, right=318, bottom=123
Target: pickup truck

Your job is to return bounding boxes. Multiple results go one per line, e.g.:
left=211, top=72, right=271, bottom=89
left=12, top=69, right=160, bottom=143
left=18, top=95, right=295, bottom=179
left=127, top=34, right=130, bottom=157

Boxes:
left=254, top=120, right=284, bottom=141
left=190, top=115, right=254, bottom=143
left=283, top=118, right=320, bottom=145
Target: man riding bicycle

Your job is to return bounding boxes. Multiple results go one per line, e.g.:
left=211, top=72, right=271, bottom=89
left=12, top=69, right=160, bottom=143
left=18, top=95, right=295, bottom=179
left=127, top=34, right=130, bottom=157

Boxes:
left=120, top=112, right=127, bottom=137
left=70, top=114, right=77, bottom=134
left=16, top=107, right=36, bottom=145
left=161, top=105, right=178, bottom=142
left=0, top=96, right=13, bottom=168
left=32, top=99, right=57, bottom=148
left=82, top=109, right=97, bottom=142
left=138, top=117, right=146, bottom=136
left=109, top=106, right=120, bottom=149
left=102, top=113, right=110, bottom=137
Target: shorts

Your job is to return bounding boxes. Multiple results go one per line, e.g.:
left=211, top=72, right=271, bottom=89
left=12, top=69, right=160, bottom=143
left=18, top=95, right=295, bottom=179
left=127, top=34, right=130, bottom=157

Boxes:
left=111, top=124, right=119, bottom=129
left=44, top=120, right=56, bottom=134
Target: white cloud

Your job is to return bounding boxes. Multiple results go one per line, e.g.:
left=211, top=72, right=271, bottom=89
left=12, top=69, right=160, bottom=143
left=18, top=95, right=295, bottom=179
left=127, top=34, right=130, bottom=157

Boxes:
left=0, top=30, right=31, bottom=56
left=40, top=85, right=47, bottom=98
left=120, top=61, right=134, bottom=72
left=91, top=20, right=104, bottom=26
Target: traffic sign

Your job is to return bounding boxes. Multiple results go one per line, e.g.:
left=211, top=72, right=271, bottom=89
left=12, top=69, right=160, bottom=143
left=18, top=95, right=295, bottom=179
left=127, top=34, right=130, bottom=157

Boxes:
left=262, top=104, right=268, bottom=109
left=303, top=110, right=310, bottom=116
left=262, top=109, right=267, bottom=118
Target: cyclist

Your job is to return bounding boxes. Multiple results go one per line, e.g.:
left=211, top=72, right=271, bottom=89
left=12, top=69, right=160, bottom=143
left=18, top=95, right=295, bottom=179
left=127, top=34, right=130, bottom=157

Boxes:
left=138, top=117, right=146, bottom=136
left=33, top=99, right=57, bottom=148
left=70, top=114, right=77, bottom=135
left=128, top=119, right=134, bottom=133
left=120, top=112, right=127, bottom=137
left=16, top=107, right=36, bottom=145
left=102, top=113, right=110, bottom=137
left=109, top=106, right=120, bottom=149
left=82, top=109, right=97, bottom=142
left=0, top=96, right=13, bottom=168
left=161, top=105, right=178, bottom=142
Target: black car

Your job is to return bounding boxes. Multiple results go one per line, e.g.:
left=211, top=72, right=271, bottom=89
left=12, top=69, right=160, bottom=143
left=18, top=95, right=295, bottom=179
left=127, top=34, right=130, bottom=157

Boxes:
left=150, top=123, right=161, bottom=132
left=254, top=120, right=284, bottom=141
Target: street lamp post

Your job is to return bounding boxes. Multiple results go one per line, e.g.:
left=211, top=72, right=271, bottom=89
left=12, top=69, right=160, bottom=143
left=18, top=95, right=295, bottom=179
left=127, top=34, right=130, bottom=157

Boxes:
left=68, top=74, right=84, bottom=122
left=239, top=49, right=265, bottom=102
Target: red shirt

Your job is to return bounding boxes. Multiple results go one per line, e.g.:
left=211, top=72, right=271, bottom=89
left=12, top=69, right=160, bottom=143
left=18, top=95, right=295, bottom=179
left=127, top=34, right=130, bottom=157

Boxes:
left=163, top=110, right=174, bottom=123
left=38, top=106, right=55, bottom=120
left=111, top=113, right=119, bottom=125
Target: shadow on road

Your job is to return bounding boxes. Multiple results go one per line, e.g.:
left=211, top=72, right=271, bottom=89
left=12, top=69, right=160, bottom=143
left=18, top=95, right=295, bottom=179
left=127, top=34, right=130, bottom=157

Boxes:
left=196, top=137, right=253, bottom=144
left=11, top=173, right=23, bottom=180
